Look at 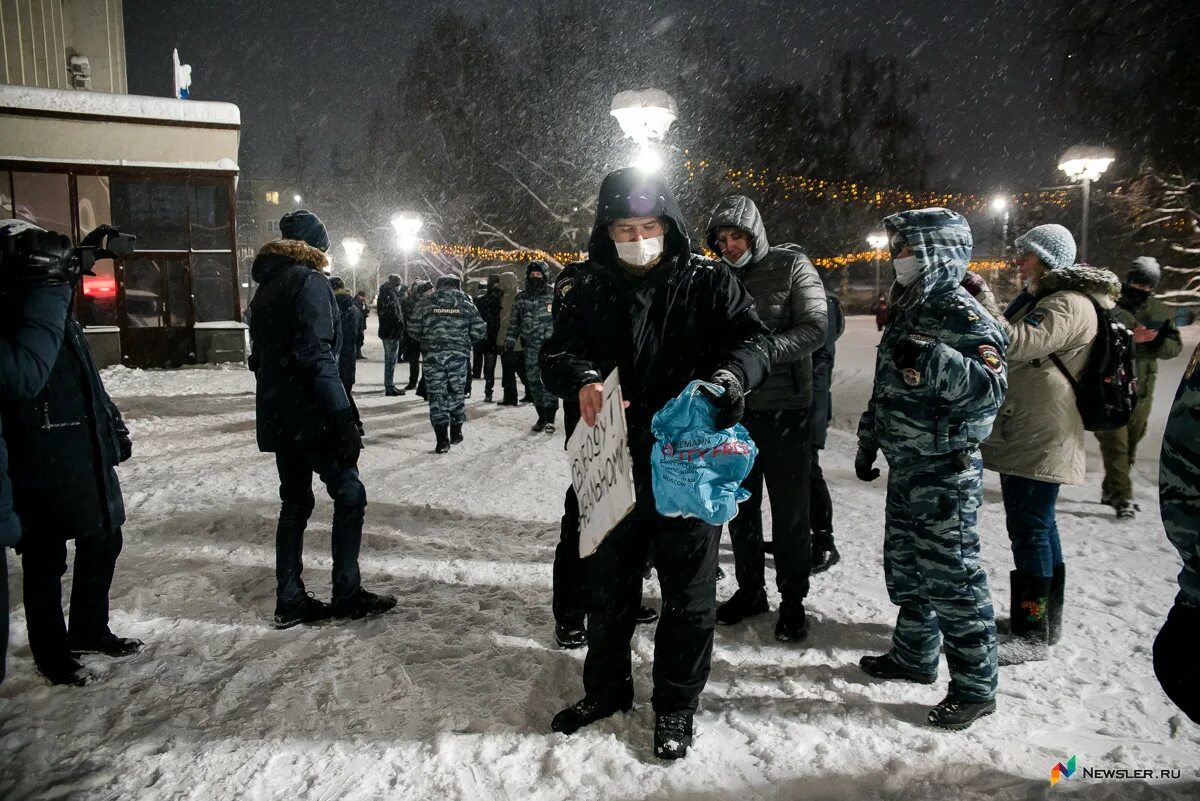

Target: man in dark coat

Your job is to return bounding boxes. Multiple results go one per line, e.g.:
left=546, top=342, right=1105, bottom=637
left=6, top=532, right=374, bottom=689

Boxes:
left=249, top=210, right=395, bottom=628
left=353, top=290, right=369, bottom=359
left=0, top=221, right=72, bottom=684
left=706, top=196, right=828, bottom=643
left=376, top=274, right=406, bottom=395
left=541, top=168, right=771, bottom=759
left=330, top=277, right=363, bottom=428
left=477, top=275, right=503, bottom=402
left=1, top=223, right=140, bottom=686
left=810, top=289, right=845, bottom=573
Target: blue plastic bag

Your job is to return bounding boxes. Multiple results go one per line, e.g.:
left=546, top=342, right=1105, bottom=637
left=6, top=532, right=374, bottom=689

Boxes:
left=650, top=380, right=758, bottom=524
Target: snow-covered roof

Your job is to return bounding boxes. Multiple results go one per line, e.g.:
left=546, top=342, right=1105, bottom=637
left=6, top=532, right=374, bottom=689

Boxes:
left=0, top=84, right=239, bottom=127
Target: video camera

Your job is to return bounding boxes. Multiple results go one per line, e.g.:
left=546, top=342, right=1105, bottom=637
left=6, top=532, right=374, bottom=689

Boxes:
left=0, top=221, right=136, bottom=288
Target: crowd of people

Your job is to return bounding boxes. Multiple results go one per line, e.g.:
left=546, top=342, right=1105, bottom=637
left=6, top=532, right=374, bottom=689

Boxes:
left=0, top=165, right=1196, bottom=759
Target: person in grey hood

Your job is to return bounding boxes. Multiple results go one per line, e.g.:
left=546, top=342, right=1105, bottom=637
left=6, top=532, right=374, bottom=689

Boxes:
left=705, top=195, right=828, bottom=643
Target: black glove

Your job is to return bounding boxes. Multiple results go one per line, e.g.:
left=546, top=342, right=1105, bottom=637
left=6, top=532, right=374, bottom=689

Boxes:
left=504, top=341, right=515, bottom=354
left=855, top=445, right=881, bottom=482
left=893, top=334, right=936, bottom=370
left=328, top=407, right=363, bottom=468
left=2, top=228, right=76, bottom=286
left=117, top=433, right=133, bottom=463
left=701, top=369, right=745, bottom=430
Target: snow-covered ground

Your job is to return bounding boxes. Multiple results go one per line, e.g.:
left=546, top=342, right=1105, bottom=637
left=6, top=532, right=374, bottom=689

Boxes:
left=1, top=317, right=1197, bottom=800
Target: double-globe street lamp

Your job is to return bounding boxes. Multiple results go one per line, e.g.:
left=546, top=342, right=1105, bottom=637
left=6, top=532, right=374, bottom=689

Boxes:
left=341, top=237, right=366, bottom=295
left=610, top=89, right=678, bottom=172
left=1057, top=145, right=1116, bottom=263
left=391, top=213, right=423, bottom=285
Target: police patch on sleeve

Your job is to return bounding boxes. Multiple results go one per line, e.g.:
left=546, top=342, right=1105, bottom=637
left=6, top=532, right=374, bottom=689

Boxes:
left=902, top=367, right=922, bottom=386
left=557, top=278, right=574, bottom=298
left=1023, top=308, right=1047, bottom=327
left=979, top=344, right=1004, bottom=374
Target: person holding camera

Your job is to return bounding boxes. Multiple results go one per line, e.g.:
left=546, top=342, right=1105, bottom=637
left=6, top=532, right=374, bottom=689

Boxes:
left=249, top=210, right=396, bottom=629
left=1, top=221, right=141, bottom=686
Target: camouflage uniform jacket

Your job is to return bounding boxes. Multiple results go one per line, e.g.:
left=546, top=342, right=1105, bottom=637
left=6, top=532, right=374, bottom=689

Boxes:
left=506, top=286, right=555, bottom=352
left=409, top=282, right=487, bottom=357
left=857, top=208, right=1009, bottom=467
left=1112, top=293, right=1183, bottom=400
left=1160, top=343, right=1200, bottom=607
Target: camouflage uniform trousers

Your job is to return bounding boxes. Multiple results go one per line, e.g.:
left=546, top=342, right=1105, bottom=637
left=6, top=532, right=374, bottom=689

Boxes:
left=424, top=353, right=469, bottom=426
left=883, top=452, right=998, bottom=702
left=522, top=339, right=557, bottom=411
left=1096, top=393, right=1154, bottom=504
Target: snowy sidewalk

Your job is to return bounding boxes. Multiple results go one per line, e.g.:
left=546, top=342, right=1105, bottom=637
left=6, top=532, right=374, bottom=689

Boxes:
left=1, top=320, right=1197, bottom=800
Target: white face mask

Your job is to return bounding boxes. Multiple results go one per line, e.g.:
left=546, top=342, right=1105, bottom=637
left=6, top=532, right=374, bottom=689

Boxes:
left=893, top=255, right=922, bottom=286
left=614, top=235, right=664, bottom=267
left=722, top=249, right=753, bottom=269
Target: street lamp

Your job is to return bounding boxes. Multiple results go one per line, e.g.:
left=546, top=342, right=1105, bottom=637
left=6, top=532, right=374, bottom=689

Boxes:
left=611, top=88, right=678, bottom=173
left=391, top=213, right=423, bottom=285
left=341, top=237, right=365, bottom=295
left=1058, top=145, right=1115, bottom=263
left=867, top=233, right=888, bottom=298
left=293, top=193, right=303, bottom=204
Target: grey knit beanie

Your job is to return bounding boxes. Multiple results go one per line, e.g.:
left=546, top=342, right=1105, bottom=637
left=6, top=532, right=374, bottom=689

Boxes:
left=1014, top=224, right=1077, bottom=271
left=1126, top=256, right=1162, bottom=288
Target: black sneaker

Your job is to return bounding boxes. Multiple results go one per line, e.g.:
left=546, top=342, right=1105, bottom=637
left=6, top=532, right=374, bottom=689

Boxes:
left=654, top=711, right=694, bottom=760
left=859, top=653, right=937, bottom=684
left=68, top=630, right=144, bottom=657
left=274, top=593, right=334, bottom=629
left=811, top=546, right=841, bottom=575
left=1114, top=500, right=1137, bottom=519
left=332, top=588, right=397, bottom=620
left=450, top=423, right=464, bottom=444
left=774, top=600, right=808, bottom=643
left=37, top=657, right=93, bottom=687
left=531, top=420, right=547, bottom=433
left=636, top=605, right=659, bottom=625
left=716, top=588, right=769, bottom=625
left=927, top=696, right=996, bottom=730
left=484, top=393, right=494, bottom=403
left=544, top=423, right=557, bottom=434
left=385, top=387, right=403, bottom=397
left=551, top=693, right=633, bottom=735
left=521, top=395, right=533, bottom=404
left=555, top=623, right=587, bottom=649
left=498, top=399, right=519, bottom=407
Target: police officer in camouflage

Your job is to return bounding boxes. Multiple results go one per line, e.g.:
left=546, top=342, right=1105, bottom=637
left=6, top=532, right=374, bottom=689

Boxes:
left=1154, top=342, right=1200, bottom=723
left=507, top=261, right=559, bottom=433
left=409, top=275, right=487, bottom=453
left=855, top=208, right=1007, bottom=731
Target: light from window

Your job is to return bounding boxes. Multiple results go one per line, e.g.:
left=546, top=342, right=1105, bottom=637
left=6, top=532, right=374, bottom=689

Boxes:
left=265, top=191, right=280, bottom=205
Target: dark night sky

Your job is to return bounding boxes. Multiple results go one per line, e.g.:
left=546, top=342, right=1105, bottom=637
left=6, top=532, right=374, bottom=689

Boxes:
left=124, top=0, right=1069, bottom=194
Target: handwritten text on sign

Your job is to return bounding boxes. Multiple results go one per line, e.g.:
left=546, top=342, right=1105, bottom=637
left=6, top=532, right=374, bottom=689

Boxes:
left=568, top=369, right=636, bottom=558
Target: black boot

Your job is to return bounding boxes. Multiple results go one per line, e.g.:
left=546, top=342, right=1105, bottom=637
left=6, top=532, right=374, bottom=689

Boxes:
left=273, top=593, right=333, bottom=629
left=654, top=711, right=694, bottom=760
left=998, top=570, right=1051, bottom=666
left=555, top=623, right=587, bottom=649
left=37, top=656, right=93, bottom=687
left=811, top=542, right=840, bottom=575
left=927, top=695, right=996, bottom=730
left=859, top=652, right=937, bottom=684
left=332, top=588, right=398, bottom=620
left=434, top=424, right=451, bottom=454
left=531, top=409, right=547, bottom=433
left=716, top=588, right=769, bottom=625
left=774, top=599, right=808, bottom=643
left=551, top=686, right=633, bottom=734
left=68, top=629, right=145, bottom=657
left=543, top=407, right=558, bottom=435
left=450, top=422, right=464, bottom=444
left=636, top=605, right=659, bottom=625
left=1048, top=563, right=1065, bottom=646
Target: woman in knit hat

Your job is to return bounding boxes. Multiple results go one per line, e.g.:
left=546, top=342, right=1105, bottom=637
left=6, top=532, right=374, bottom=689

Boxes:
left=981, top=224, right=1121, bottom=666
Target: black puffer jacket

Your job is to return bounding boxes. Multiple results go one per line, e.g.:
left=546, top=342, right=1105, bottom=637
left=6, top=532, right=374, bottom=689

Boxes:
left=706, top=195, right=827, bottom=410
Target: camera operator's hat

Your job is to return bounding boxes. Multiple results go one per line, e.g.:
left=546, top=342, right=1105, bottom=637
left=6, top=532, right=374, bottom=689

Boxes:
left=280, top=209, right=330, bottom=253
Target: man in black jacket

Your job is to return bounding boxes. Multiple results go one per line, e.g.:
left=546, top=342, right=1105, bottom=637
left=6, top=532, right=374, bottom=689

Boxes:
left=477, top=275, right=503, bottom=402
left=376, top=274, right=405, bottom=395
left=249, top=210, right=395, bottom=628
left=541, top=168, right=770, bottom=760
left=810, top=289, right=845, bottom=573
left=1, top=222, right=141, bottom=686
left=706, top=196, right=828, bottom=643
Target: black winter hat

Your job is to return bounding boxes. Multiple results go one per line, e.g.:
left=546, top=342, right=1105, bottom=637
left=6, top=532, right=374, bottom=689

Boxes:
left=329, top=276, right=345, bottom=291
left=526, top=260, right=548, bottom=279
left=279, top=209, right=330, bottom=252
left=1126, top=256, right=1162, bottom=289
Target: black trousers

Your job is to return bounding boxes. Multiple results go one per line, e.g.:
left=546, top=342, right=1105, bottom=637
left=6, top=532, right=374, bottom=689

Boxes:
left=472, top=342, right=486, bottom=379
left=404, top=339, right=421, bottom=388
left=554, top=487, right=586, bottom=628
left=728, top=408, right=813, bottom=603
left=481, top=352, right=498, bottom=397
left=21, top=528, right=123, bottom=668
left=810, top=446, right=834, bottom=551
left=501, top=351, right=522, bottom=403
left=583, top=502, right=720, bottom=715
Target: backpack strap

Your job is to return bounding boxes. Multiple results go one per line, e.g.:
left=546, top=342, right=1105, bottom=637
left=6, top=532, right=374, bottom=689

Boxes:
left=1047, top=295, right=1102, bottom=391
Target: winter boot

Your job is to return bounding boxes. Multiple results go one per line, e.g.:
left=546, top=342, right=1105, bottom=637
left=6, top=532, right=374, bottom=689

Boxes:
left=654, top=711, right=694, bottom=760
left=36, top=656, right=93, bottom=687
left=531, top=409, right=547, bottom=433
left=385, top=386, right=404, bottom=397
left=551, top=685, right=634, bottom=735
left=68, top=629, right=145, bottom=657
left=434, top=424, right=451, bottom=454
left=859, top=652, right=937, bottom=684
left=484, top=392, right=493, bottom=402
left=273, top=593, right=334, bottom=629
left=543, top=407, right=558, bottom=435
left=716, top=588, right=769, bottom=625
left=998, top=570, right=1051, bottom=666
left=636, top=605, right=659, bottom=625
left=927, top=695, right=996, bottom=730
left=450, top=422, right=464, bottom=445
left=775, top=599, right=808, bottom=643
left=1114, top=500, right=1137, bottom=519
left=332, top=588, right=398, bottom=621
left=1048, top=563, right=1065, bottom=646
left=811, top=542, right=840, bottom=575
left=555, top=623, right=587, bottom=649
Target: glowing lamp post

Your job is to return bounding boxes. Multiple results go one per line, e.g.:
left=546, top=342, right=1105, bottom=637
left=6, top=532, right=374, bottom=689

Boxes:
left=867, top=233, right=888, bottom=297
left=341, top=237, right=365, bottom=294
left=990, top=195, right=1011, bottom=256
left=391, top=213, right=423, bottom=284
left=1057, top=145, right=1115, bottom=263
left=610, top=89, right=678, bottom=173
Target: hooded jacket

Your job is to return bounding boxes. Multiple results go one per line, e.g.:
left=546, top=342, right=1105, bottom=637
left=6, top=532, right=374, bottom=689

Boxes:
left=981, top=264, right=1120, bottom=484
left=857, top=208, right=1008, bottom=467
left=248, top=239, right=350, bottom=452
left=376, top=280, right=405, bottom=340
left=705, top=196, right=827, bottom=410
left=1112, top=289, right=1183, bottom=402
left=409, top=275, right=488, bottom=357
left=334, top=289, right=362, bottom=387
left=541, top=168, right=771, bottom=478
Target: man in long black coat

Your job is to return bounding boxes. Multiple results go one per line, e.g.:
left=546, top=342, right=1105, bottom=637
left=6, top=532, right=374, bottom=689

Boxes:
left=540, top=168, right=770, bottom=759
left=376, top=274, right=405, bottom=395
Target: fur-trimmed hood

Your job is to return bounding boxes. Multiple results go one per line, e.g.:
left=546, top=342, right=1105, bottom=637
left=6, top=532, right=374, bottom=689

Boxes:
left=1036, top=263, right=1120, bottom=303
left=252, top=239, right=330, bottom=284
